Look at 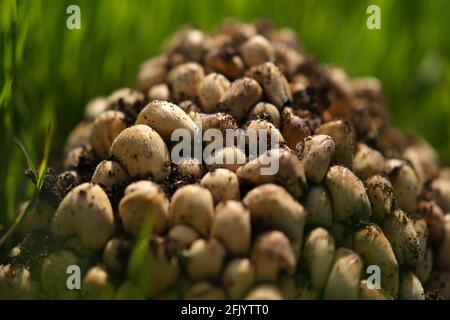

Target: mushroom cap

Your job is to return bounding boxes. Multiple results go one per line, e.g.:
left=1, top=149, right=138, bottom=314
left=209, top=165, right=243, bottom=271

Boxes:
left=51, top=183, right=115, bottom=250
left=110, top=124, right=171, bottom=180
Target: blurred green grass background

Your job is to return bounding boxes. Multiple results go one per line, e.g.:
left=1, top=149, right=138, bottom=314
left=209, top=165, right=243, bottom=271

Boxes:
left=1, top=0, right=449, bottom=229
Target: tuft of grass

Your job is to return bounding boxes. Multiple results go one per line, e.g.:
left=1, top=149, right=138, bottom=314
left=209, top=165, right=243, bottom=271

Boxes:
left=124, top=213, right=155, bottom=299
left=0, top=124, right=52, bottom=248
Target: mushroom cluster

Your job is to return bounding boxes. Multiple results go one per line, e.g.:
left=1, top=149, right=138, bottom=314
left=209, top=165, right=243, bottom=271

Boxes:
left=1, top=19, right=450, bottom=300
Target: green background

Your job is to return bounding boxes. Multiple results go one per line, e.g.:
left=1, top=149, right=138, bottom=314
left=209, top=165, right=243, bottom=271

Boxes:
left=1, top=0, right=449, bottom=229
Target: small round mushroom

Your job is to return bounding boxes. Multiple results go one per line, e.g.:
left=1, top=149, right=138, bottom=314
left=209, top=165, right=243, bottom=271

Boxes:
left=211, top=201, right=251, bottom=255
left=84, top=97, right=108, bottom=120
left=303, top=186, right=333, bottom=228
left=188, top=111, right=238, bottom=133
left=303, top=228, right=335, bottom=291
left=352, top=143, right=385, bottom=180
left=119, top=181, right=169, bottom=237
left=296, top=134, right=335, bottom=183
left=281, top=107, right=311, bottom=149
left=364, top=175, right=395, bottom=222
left=244, top=118, right=285, bottom=146
left=90, top=110, right=127, bottom=159
left=64, top=121, right=93, bottom=152
left=323, top=248, right=363, bottom=300
left=240, top=35, right=275, bottom=66
left=198, top=73, right=230, bottom=113
left=382, top=209, right=420, bottom=267
left=205, top=146, right=247, bottom=173
left=136, top=100, right=200, bottom=141
left=165, top=27, right=205, bottom=62
left=148, top=83, right=171, bottom=101
left=315, top=120, right=355, bottom=169
left=166, top=224, right=201, bottom=253
left=353, top=223, right=399, bottom=298
left=170, top=185, right=215, bottom=236
left=167, top=62, right=205, bottom=101
left=217, top=77, right=262, bottom=120
left=176, top=157, right=204, bottom=179
left=251, top=230, right=296, bottom=282
left=204, top=47, right=245, bottom=79
left=243, top=184, right=307, bottom=255
left=385, top=159, right=420, bottom=213
left=247, top=102, right=281, bottom=128
left=64, top=144, right=96, bottom=170
left=102, top=237, right=132, bottom=273
left=246, top=62, right=292, bottom=108
left=184, top=238, right=226, bottom=280
left=325, top=165, right=371, bottom=221
left=110, top=124, right=171, bottom=180
left=200, top=168, right=240, bottom=204
left=91, top=160, right=129, bottom=189
left=399, top=271, right=425, bottom=300
left=237, top=148, right=306, bottom=198
left=52, top=183, right=115, bottom=250
left=137, top=55, right=168, bottom=92
left=222, top=258, right=256, bottom=299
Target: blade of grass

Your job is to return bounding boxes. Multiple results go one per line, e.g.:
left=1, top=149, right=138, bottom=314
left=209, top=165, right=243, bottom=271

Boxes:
left=13, top=137, right=36, bottom=182
left=36, top=123, right=52, bottom=190
left=124, top=212, right=154, bottom=299
left=0, top=123, right=52, bottom=247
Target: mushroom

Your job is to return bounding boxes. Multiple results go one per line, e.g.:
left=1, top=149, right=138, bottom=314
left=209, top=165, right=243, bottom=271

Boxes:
left=325, top=165, right=371, bottom=221
left=198, top=73, right=230, bottom=113
left=119, top=181, right=170, bottom=236
left=170, top=185, right=215, bottom=236
left=89, top=110, right=127, bottom=159
left=135, top=100, right=200, bottom=141
left=110, top=124, right=171, bottom=180
left=211, top=201, right=251, bottom=255
left=222, top=258, right=256, bottom=299
left=200, top=168, right=240, bottom=204
left=217, top=77, right=262, bottom=120
left=91, top=160, right=129, bottom=189
left=167, top=62, right=205, bottom=101
left=243, top=184, right=306, bottom=255
left=52, top=183, right=115, bottom=250
left=246, top=62, right=292, bottom=108
left=184, top=238, right=226, bottom=280
left=303, top=228, right=335, bottom=291
left=251, top=230, right=296, bottom=282
left=323, top=248, right=363, bottom=300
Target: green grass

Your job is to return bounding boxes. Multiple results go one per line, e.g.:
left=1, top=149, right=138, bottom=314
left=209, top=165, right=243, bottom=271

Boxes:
left=1, top=0, right=449, bottom=230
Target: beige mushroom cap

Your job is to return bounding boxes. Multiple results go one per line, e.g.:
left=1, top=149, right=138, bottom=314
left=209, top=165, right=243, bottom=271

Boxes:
left=52, top=183, right=115, bottom=250
left=110, top=124, right=171, bottom=180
